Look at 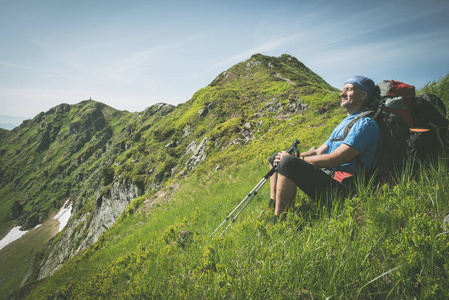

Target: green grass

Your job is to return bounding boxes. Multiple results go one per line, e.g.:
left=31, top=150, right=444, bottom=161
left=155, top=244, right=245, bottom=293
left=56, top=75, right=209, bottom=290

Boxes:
left=418, top=73, right=449, bottom=110
left=18, top=156, right=449, bottom=299
left=0, top=184, right=15, bottom=237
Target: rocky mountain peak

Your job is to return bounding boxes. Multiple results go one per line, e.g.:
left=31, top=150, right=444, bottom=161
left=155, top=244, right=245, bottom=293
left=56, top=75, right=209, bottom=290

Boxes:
left=209, top=54, right=336, bottom=92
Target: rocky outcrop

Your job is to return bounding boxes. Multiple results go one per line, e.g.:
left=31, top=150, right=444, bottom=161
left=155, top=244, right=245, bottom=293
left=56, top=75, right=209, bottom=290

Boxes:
left=262, top=98, right=307, bottom=115
left=185, top=137, right=208, bottom=172
left=79, top=179, right=143, bottom=249
left=37, top=179, right=144, bottom=280
left=37, top=212, right=87, bottom=280
left=198, top=102, right=216, bottom=117
left=143, top=103, right=175, bottom=118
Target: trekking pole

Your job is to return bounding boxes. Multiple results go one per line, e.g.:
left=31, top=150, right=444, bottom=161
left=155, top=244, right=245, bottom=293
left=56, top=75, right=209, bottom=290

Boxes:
left=210, top=139, right=300, bottom=238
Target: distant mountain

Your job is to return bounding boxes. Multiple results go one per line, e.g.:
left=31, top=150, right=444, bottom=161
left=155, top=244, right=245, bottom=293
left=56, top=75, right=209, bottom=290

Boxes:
left=0, top=115, right=27, bottom=130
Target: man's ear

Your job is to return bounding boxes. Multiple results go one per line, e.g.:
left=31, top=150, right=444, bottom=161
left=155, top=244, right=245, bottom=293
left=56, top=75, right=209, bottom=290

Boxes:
left=362, top=90, right=368, bottom=100
left=361, top=90, right=368, bottom=104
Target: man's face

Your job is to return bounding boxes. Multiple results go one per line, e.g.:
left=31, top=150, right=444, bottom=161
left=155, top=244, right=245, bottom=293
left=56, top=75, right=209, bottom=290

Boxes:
left=340, top=83, right=367, bottom=109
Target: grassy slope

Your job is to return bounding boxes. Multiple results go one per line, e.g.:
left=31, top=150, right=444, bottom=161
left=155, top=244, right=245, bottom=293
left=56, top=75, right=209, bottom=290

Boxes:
left=16, top=75, right=449, bottom=299
left=21, top=154, right=449, bottom=299
left=0, top=218, right=59, bottom=298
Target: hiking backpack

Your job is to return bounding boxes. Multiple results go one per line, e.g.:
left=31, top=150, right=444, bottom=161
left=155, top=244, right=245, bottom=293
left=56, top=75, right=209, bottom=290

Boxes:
left=342, top=80, right=449, bottom=184
left=408, top=93, right=449, bottom=160
left=376, top=80, right=415, bottom=127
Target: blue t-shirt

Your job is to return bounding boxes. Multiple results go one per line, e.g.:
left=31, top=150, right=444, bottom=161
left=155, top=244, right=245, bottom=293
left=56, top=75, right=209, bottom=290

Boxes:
left=325, top=111, right=379, bottom=172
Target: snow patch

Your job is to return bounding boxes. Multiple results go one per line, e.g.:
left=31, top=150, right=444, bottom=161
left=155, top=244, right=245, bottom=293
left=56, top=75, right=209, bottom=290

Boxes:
left=54, top=200, right=72, bottom=232
left=0, top=201, right=72, bottom=251
left=0, top=226, right=28, bottom=251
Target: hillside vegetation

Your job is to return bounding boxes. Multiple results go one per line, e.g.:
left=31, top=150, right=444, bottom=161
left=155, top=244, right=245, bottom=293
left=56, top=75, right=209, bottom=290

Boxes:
left=1, top=54, right=341, bottom=298
left=22, top=160, right=449, bottom=299
left=1, top=55, right=448, bottom=299
left=0, top=54, right=339, bottom=235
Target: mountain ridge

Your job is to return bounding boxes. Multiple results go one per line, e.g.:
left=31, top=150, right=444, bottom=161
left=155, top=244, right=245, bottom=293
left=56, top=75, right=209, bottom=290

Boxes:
left=0, top=54, right=342, bottom=297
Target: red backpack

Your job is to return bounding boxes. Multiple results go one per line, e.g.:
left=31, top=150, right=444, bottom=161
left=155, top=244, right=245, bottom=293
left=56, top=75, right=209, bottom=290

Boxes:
left=377, top=80, right=415, bottom=127
left=377, top=80, right=449, bottom=160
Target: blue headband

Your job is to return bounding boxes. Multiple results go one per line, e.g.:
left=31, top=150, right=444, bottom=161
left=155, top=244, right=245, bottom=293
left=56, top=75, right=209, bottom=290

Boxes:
left=345, top=76, right=375, bottom=98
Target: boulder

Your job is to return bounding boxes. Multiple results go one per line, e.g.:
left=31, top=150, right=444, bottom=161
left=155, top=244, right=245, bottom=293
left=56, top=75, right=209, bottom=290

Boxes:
left=185, top=137, right=208, bottom=172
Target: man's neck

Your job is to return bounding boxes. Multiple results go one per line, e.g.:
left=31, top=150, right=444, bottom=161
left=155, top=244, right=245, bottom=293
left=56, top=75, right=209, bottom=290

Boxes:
left=345, top=105, right=364, bottom=115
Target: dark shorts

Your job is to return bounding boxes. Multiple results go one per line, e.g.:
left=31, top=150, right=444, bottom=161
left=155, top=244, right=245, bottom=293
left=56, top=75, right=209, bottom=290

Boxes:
left=268, top=153, right=354, bottom=202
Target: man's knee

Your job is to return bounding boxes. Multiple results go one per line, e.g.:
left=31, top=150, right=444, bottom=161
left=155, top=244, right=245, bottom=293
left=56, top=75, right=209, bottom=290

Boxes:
left=277, top=155, right=301, bottom=174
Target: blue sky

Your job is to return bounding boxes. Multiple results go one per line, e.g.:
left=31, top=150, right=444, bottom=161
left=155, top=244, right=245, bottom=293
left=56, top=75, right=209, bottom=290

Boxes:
left=1, top=0, right=449, bottom=118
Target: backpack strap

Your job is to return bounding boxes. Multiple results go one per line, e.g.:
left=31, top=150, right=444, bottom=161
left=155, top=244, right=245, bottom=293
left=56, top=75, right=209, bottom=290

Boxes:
left=330, top=109, right=376, bottom=142
left=342, top=110, right=375, bottom=138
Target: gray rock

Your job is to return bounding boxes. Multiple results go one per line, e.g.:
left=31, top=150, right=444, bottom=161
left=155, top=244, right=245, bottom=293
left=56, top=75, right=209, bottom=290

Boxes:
left=143, top=103, right=175, bottom=118
left=198, top=102, right=216, bottom=117
left=185, top=137, right=208, bottom=172
left=183, top=126, right=191, bottom=138
left=186, top=140, right=196, bottom=154
left=37, top=180, right=143, bottom=280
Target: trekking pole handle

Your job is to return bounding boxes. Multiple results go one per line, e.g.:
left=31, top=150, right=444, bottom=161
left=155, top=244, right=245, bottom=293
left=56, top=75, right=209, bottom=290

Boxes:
left=264, top=139, right=300, bottom=179
left=287, top=139, right=300, bottom=156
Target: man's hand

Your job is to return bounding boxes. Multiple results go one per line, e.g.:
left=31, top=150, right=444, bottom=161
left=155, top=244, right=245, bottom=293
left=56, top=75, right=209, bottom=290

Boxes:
left=273, top=151, right=290, bottom=166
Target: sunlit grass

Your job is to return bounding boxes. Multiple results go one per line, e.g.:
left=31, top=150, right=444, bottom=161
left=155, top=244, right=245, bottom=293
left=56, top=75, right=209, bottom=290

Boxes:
left=22, top=156, right=449, bottom=299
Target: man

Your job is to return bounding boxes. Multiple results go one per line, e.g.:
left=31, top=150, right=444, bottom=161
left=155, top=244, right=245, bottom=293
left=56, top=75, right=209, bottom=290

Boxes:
left=268, top=76, right=379, bottom=222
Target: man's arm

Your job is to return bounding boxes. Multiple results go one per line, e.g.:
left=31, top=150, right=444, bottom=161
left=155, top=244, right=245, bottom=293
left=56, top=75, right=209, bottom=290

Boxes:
left=275, top=143, right=358, bottom=169
left=274, top=143, right=329, bottom=166
left=300, top=144, right=329, bottom=157
left=303, top=143, right=359, bottom=169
